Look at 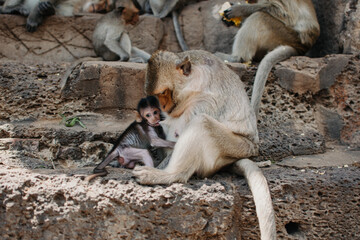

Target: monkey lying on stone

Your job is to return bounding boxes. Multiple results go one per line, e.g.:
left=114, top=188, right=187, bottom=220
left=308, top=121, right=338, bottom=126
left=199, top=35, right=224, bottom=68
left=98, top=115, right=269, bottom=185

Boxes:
left=0, top=0, right=79, bottom=32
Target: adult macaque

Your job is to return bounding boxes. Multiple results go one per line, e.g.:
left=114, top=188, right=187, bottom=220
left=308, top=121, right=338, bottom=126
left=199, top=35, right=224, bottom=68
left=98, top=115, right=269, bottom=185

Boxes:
left=215, top=0, right=320, bottom=117
left=85, top=96, right=175, bottom=182
left=133, top=50, right=276, bottom=240
left=0, top=0, right=78, bottom=32
left=92, top=0, right=151, bottom=62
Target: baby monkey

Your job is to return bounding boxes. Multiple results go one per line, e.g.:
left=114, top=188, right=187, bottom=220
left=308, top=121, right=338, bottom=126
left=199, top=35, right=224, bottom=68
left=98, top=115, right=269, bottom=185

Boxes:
left=85, top=96, right=175, bottom=181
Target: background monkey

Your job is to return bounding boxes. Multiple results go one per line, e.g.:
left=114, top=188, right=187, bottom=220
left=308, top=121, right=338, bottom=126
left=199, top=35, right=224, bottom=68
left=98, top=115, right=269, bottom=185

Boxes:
left=215, top=0, right=320, bottom=117
left=85, top=96, right=175, bottom=182
left=133, top=50, right=276, bottom=240
left=66, top=0, right=190, bottom=51
left=92, top=0, right=151, bottom=62
left=0, top=0, right=79, bottom=32
left=60, top=0, right=150, bottom=91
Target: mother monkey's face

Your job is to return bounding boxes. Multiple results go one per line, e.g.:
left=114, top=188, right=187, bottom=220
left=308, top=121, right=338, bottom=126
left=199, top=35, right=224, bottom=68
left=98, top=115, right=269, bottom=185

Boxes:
left=145, top=51, right=192, bottom=117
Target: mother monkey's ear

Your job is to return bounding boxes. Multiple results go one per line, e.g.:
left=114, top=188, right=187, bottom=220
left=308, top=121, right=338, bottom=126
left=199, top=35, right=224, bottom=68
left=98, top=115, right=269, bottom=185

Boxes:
left=176, top=56, right=191, bottom=76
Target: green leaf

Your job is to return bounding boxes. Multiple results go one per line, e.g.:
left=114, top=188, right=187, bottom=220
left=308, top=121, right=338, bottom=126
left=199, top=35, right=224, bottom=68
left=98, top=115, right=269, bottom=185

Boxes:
left=77, top=119, right=87, bottom=129
left=65, top=117, right=78, bottom=127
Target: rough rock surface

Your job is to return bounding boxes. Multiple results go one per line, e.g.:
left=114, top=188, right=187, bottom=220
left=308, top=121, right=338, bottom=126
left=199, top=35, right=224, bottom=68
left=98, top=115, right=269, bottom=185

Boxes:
left=315, top=54, right=360, bottom=147
left=311, top=0, right=360, bottom=56
left=1, top=162, right=359, bottom=239
left=339, top=0, right=360, bottom=54
left=274, top=55, right=350, bottom=95
left=62, top=61, right=147, bottom=110
left=274, top=54, right=360, bottom=148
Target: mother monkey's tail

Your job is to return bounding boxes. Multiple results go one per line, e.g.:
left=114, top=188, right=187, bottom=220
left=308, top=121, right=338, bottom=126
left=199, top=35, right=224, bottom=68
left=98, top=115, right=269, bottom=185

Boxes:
left=231, top=159, right=277, bottom=240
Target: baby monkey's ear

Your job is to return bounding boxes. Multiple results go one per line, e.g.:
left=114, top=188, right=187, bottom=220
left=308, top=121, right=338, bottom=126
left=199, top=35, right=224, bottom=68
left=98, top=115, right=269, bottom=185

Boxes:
left=135, top=111, right=142, bottom=122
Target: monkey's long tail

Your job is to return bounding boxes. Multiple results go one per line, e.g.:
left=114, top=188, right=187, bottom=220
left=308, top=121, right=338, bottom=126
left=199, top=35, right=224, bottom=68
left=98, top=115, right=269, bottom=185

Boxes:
left=172, top=11, right=189, bottom=51
left=153, top=0, right=178, bottom=18
left=231, top=159, right=277, bottom=240
left=251, top=45, right=297, bottom=118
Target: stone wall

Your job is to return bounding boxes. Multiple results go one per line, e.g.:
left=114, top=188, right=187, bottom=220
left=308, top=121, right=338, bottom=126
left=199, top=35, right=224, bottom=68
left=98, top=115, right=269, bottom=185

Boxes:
left=1, top=0, right=359, bottom=62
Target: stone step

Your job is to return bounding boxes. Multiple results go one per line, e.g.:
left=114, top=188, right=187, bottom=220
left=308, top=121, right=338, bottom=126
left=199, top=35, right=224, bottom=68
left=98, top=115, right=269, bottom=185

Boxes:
left=0, top=59, right=326, bottom=166
left=0, top=112, right=134, bottom=168
left=0, top=160, right=359, bottom=239
left=0, top=110, right=326, bottom=168
left=1, top=54, right=359, bottom=166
